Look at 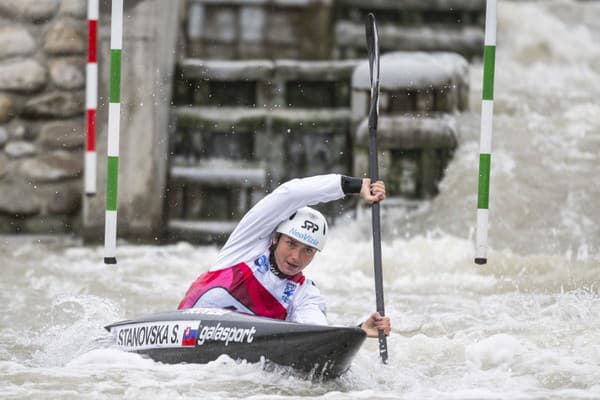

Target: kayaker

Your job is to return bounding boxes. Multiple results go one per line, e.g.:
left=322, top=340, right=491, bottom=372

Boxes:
left=178, top=174, right=391, bottom=338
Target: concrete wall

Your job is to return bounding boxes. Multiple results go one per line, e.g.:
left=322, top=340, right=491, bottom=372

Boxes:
left=82, top=0, right=179, bottom=242
left=185, top=0, right=333, bottom=60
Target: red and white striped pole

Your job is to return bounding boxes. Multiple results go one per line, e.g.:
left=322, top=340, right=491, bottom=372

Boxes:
left=85, top=0, right=98, bottom=196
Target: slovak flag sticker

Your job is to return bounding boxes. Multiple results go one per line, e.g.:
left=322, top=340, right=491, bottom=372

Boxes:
left=182, top=326, right=197, bottom=347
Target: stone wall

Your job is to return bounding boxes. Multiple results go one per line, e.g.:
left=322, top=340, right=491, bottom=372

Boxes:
left=0, top=0, right=86, bottom=233
left=0, top=0, right=179, bottom=239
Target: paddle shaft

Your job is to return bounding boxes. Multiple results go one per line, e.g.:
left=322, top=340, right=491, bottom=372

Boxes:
left=366, top=13, right=388, bottom=364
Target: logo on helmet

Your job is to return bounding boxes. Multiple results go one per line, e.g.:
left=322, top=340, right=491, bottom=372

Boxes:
left=301, top=220, right=319, bottom=233
left=275, top=206, right=327, bottom=251
left=289, top=228, right=319, bottom=247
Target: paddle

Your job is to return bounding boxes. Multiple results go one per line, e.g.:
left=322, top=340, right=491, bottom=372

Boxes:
left=365, top=13, right=388, bottom=364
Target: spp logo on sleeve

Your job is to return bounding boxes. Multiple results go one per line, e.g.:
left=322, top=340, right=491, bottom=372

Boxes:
left=301, top=220, right=319, bottom=233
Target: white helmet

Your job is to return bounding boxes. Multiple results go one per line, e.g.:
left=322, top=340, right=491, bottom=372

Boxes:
left=275, top=207, right=328, bottom=251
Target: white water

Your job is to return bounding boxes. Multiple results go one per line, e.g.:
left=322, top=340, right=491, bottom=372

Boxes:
left=2, top=1, right=600, bottom=398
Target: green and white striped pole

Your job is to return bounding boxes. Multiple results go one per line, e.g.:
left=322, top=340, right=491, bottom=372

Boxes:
left=104, top=0, right=123, bottom=265
left=475, top=0, right=496, bottom=265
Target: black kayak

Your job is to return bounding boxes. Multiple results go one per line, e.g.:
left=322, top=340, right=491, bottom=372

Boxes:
left=105, top=307, right=366, bottom=379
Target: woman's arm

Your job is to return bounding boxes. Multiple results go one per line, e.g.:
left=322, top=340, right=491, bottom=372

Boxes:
left=213, top=174, right=344, bottom=269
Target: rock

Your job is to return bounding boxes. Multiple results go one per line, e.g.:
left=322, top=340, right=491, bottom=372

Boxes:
left=4, top=141, right=36, bottom=158
left=49, top=59, right=84, bottom=89
left=48, top=183, right=81, bottom=214
left=39, top=120, right=84, bottom=149
left=0, top=127, right=8, bottom=147
left=59, top=0, right=86, bottom=18
left=23, top=91, right=84, bottom=118
left=0, top=59, right=47, bottom=92
left=8, top=123, right=28, bottom=140
left=43, top=20, right=86, bottom=55
left=0, top=0, right=60, bottom=22
left=0, top=154, right=8, bottom=178
left=0, top=182, right=40, bottom=216
left=20, top=150, right=82, bottom=182
left=0, top=26, right=36, bottom=60
left=0, top=94, right=13, bottom=123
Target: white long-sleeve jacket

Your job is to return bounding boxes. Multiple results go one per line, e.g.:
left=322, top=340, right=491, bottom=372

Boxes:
left=178, top=174, right=347, bottom=325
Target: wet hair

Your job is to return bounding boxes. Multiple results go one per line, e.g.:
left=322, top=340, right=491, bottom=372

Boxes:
left=271, top=232, right=282, bottom=246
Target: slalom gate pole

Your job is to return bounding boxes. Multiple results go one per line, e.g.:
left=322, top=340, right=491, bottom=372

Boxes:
left=475, top=0, right=497, bottom=265
left=365, top=13, right=388, bottom=364
left=85, top=0, right=98, bottom=196
left=104, top=0, right=123, bottom=265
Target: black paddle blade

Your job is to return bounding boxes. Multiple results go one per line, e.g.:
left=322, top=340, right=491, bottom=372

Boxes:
left=365, top=13, right=380, bottom=133
left=365, top=15, right=374, bottom=79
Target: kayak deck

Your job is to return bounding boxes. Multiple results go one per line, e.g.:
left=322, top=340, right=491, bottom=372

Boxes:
left=105, top=308, right=366, bottom=379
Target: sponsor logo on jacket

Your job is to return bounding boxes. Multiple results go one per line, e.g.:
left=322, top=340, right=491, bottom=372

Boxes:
left=281, top=281, right=298, bottom=304
left=254, top=254, right=269, bottom=273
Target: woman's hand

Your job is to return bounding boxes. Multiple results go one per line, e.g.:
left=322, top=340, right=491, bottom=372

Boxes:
left=360, top=179, right=386, bottom=204
left=360, top=312, right=391, bottom=338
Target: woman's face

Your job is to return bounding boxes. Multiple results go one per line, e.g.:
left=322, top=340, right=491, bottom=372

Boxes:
left=273, top=234, right=317, bottom=276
